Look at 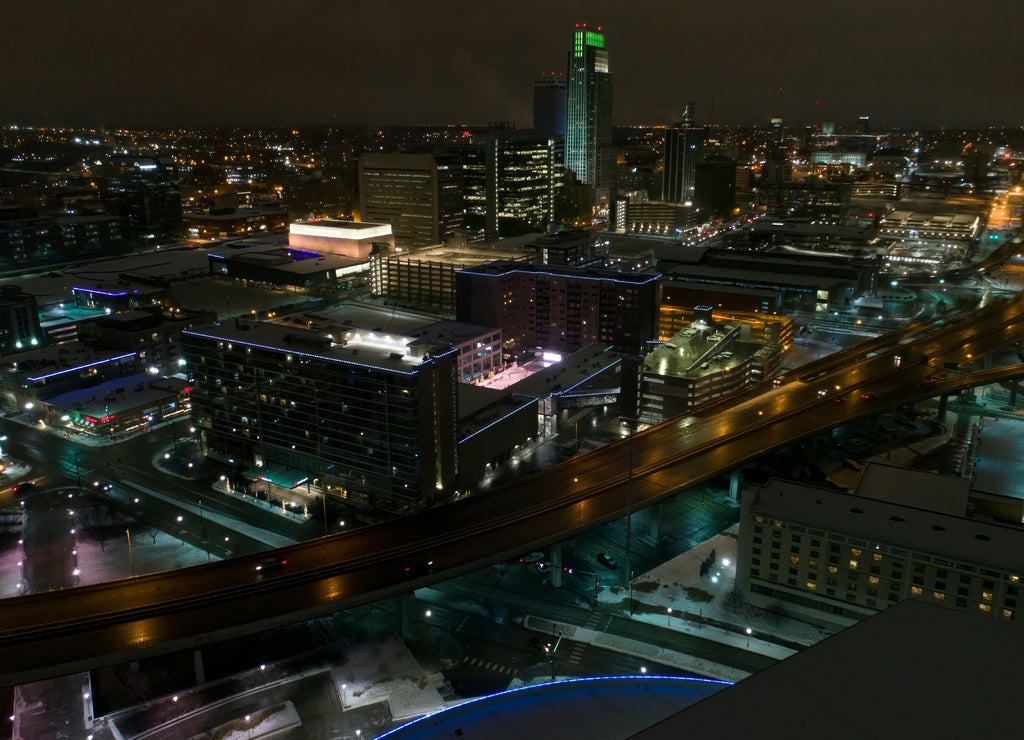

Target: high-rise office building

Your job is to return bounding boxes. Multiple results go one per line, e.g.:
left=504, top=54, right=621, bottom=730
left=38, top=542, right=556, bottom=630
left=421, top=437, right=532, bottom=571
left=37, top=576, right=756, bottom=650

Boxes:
left=358, top=153, right=464, bottom=248
left=565, top=24, right=614, bottom=204
left=663, top=101, right=706, bottom=204
left=533, top=72, right=566, bottom=136
left=454, top=127, right=564, bottom=240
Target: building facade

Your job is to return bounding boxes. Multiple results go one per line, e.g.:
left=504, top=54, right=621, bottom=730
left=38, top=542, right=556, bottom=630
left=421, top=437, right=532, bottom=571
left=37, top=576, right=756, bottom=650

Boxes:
left=639, top=308, right=782, bottom=421
left=736, top=474, right=1024, bottom=630
left=662, top=102, right=706, bottom=204
left=565, top=25, right=614, bottom=204
left=533, top=73, right=567, bottom=136
left=102, top=155, right=183, bottom=246
left=182, top=320, right=460, bottom=514
left=455, top=260, right=660, bottom=356
left=454, top=128, right=564, bottom=240
left=0, top=285, right=43, bottom=356
left=358, top=153, right=465, bottom=248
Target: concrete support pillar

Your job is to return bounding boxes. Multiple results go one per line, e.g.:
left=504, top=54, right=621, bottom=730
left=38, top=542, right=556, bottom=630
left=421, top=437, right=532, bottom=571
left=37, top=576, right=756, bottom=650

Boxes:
left=394, top=593, right=411, bottom=640
left=550, top=543, right=562, bottom=588
left=937, top=393, right=949, bottom=421
left=193, top=649, right=205, bottom=685
left=729, top=469, right=741, bottom=501
left=649, top=502, right=662, bottom=541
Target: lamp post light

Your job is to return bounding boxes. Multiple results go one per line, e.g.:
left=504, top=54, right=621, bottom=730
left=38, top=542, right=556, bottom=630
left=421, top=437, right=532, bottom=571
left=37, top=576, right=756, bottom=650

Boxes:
left=745, top=627, right=752, bottom=647
left=667, top=607, right=672, bottom=626
left=619, top=416, right=637, bottom=614
left=322, top=491, right=328, bottom=537
left=125, top=529, right=135, bottom=577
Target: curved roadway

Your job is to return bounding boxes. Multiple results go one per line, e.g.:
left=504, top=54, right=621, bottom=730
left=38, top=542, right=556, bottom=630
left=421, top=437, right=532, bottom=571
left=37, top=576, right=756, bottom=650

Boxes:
left=2, top=295, right=1024, bottom=686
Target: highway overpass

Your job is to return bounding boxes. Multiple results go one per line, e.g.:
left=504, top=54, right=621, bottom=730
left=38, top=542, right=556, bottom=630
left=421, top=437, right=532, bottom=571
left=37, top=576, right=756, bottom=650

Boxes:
left=2, top=295, right=1024, bottom=686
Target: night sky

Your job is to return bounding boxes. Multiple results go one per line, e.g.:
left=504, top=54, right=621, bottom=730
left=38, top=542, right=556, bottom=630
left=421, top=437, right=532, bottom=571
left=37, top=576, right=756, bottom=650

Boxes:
left=5, top=0, right=1023, bottom=129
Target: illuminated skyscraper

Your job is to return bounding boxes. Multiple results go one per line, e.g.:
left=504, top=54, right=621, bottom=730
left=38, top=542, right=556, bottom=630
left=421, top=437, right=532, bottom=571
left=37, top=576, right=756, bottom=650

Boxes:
left=565, top=24, right=614, bottom=204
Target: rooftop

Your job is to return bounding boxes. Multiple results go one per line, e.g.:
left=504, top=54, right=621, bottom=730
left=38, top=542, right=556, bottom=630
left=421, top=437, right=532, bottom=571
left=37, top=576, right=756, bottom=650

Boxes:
left=183, top=320, right=454, bottom=374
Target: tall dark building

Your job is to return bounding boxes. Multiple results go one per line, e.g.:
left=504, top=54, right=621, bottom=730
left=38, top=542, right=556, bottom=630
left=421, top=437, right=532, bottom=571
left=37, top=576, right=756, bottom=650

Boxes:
left=102, top=155, right=183, bottom=246
left=565, top=24, right=614, bottom=204
left=533, top=72, right=566, bottom=136
left=358, top=152, right=465, bottom=248
left=694, top=157, right=737, bottom=218
left=663, top=102, right=706, bottom=204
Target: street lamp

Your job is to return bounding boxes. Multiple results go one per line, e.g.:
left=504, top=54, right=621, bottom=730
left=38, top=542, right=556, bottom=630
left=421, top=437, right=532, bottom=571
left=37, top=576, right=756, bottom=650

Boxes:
left=746, top=627, right=752, bottom=647
left=620, top=416, right=637, bottom=613
left=667, top=607, right=672, bottom=626
left=125, top=529, right=135, bottom=577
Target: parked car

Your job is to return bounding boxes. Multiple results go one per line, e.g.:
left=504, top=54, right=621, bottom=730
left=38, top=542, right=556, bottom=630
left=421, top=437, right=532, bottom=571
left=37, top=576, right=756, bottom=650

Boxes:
left=596, top=553, right=618, bottom=570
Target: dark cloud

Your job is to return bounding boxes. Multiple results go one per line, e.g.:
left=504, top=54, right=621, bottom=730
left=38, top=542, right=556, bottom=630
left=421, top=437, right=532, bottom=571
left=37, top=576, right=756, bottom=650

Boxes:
left=2, top=0, right=1022, bottom=128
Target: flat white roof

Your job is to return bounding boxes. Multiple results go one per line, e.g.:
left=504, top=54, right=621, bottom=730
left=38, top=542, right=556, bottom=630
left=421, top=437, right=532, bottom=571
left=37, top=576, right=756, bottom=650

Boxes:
left=289, top=220, right=392, bottom=240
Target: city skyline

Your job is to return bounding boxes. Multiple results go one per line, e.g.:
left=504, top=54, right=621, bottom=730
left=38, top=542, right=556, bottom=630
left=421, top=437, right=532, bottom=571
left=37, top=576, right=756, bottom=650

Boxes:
left=3, top=1, right=1023, bottom=130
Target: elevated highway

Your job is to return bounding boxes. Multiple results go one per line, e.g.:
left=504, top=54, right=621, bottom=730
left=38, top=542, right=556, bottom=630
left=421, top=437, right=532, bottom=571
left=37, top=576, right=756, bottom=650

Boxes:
left=2, top=296, right=1024, bottom=686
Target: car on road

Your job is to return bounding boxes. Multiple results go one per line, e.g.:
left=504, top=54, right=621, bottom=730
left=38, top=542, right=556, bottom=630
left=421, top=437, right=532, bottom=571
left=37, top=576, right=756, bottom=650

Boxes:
left=596, top=553, right=618, bottom=570
left=11, top=481, right=36, bottom=494
left=528, top=636, right=550, bottom=653
left=255, top=556, right=287, bottom=573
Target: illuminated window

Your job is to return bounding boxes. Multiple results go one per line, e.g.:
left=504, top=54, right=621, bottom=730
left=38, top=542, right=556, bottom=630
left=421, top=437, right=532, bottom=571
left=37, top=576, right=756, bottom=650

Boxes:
left=869, top=576, right=880, bottom=585
left=873, top=553, right=883, bottom=561
left=980, top=603, right=992, bottom=613
left=828, top=565, right=838, bottom=574
left=983, top=591, right=993, bottom=601
left=1011, top=575, right=1020, bottom=583
left=807, top=582, right=817, bottom=591
left=851, top=548, right=862, bottom=557
left=933, top=592, right=945, bottom=601
left=1003, top=609, right=1013, bottom=619
left=849, top=559, right=859, bottom=569
left=790, top=556, right=800, bottom=564
left=911, top=586, right=923, bottom=596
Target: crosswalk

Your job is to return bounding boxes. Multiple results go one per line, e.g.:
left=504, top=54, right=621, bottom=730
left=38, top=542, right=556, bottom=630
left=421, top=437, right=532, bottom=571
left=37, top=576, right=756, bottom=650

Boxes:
left=461, top=656, right=516, bottom=675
